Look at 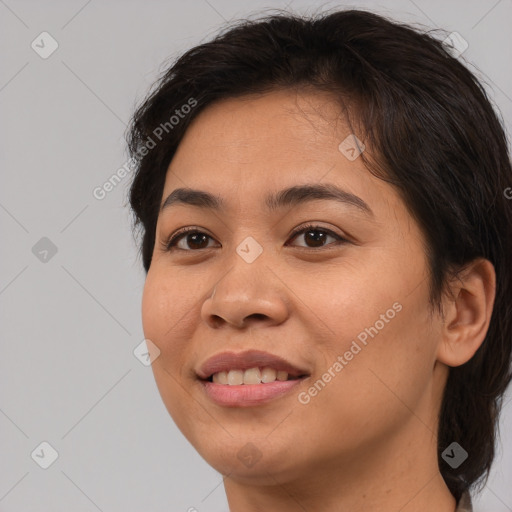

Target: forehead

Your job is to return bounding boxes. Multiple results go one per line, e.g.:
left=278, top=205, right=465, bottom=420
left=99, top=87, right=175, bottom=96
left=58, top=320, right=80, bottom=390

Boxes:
left=174, top=89, right=347, bottom=160
left=160, top=89, right=406, bottom=224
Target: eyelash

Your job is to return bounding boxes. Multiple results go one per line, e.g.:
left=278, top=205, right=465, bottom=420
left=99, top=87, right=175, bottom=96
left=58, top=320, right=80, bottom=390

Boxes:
left=162, top=223, right=349, bottom=252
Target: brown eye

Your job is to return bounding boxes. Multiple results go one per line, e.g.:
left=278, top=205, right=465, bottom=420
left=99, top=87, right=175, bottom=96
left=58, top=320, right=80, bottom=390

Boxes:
left=163, top=224, right=348, bottom=252
left=165, top=229, right=218, bottom=251
left=288, top=224, right=347, bottom=249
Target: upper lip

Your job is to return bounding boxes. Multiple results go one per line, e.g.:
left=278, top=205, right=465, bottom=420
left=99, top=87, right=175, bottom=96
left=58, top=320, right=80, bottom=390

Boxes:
left=196, top=349, right=310, bottom=380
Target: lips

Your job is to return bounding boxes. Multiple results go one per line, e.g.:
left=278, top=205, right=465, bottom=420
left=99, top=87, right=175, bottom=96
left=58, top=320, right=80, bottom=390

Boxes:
left=196, top=349, right=309, bottom=381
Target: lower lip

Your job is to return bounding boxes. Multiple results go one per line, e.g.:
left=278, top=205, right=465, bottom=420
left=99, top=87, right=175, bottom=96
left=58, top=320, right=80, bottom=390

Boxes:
left=201, top=378, right=306, bottom=407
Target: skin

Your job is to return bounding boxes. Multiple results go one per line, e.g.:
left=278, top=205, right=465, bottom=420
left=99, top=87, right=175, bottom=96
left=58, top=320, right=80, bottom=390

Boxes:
left=141, top=88, right=496, bottom=512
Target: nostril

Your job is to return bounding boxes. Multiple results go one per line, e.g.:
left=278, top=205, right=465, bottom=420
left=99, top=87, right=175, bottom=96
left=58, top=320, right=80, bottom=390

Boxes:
left=248, top=313, right=267, bottom=321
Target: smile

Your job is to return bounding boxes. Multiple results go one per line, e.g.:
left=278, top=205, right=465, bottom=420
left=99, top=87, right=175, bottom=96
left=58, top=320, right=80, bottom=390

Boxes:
left=200, top=376, right=308, bottom=407
left=210, top=367, right=303, bottom=385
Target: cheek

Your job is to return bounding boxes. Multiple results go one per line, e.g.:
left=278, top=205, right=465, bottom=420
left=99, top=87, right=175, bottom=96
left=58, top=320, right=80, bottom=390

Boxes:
left=294, top=254, right=436, bottom=419
left=316, top=294, right=436, bottom=435
left=292, top=259, right=401, bottom=355
left=141, top=271, right=191, bottom=366
left=141, top=272, right=199, bottom=429
left=142, top=268, right=191, bottom=337
left=141, top=277, right=165, bottom=344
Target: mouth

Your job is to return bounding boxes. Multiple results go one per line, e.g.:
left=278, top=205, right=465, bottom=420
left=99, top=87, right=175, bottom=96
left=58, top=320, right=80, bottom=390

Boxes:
left=196, top=350, right=310, bottom=407
left=203, top=367, right=308, bottom=384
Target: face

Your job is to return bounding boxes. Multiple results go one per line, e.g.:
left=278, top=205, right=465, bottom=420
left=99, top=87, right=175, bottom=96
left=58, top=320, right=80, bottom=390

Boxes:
left=141, top=89, right=448, bottom=486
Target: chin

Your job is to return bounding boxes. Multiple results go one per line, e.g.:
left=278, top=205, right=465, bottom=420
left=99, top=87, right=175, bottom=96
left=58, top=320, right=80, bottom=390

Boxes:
left=195, top=435, right=304, bottom=483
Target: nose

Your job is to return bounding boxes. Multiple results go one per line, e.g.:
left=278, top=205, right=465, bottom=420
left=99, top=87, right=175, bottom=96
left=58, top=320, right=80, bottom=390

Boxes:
left=200, top=262, right=290, bottom=330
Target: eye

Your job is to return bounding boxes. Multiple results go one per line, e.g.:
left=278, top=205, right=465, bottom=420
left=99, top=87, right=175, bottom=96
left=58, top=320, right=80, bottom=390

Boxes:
left=163, top=227, right=219, bottom=251
left=162, top=223, right=349, bottom=252
left=287, top=223, right=348, bottom=249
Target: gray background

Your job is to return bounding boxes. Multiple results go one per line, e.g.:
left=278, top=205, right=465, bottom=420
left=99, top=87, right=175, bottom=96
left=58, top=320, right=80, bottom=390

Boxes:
left=1, top=0, right=511, bottom=510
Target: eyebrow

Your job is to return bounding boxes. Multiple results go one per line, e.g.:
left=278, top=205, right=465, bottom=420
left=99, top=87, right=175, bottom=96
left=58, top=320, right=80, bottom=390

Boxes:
left=160, top=183, right=373, bottom=216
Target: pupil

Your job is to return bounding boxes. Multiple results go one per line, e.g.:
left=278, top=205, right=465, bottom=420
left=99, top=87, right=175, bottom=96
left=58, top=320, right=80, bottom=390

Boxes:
left=188, top=233, right=209, bottom=249
left=305, top=230, right=325, bottom=247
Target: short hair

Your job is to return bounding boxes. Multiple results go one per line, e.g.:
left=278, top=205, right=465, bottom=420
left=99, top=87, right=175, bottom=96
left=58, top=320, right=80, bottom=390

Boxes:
left=126, top=8, right=512, bottom=502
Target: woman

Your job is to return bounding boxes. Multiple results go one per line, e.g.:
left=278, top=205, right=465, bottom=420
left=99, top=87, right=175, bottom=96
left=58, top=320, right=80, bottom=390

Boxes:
left=126, top=8, right=511, bottom=511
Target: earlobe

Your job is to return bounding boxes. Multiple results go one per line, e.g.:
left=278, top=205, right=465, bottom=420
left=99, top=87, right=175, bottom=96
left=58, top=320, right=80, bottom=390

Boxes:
left=436, top=258, right=496, bottom=367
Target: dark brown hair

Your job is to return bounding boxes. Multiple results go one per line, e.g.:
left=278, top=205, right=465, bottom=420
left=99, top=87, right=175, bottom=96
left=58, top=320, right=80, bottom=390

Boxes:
left=126, top=8, right=512, bottom=502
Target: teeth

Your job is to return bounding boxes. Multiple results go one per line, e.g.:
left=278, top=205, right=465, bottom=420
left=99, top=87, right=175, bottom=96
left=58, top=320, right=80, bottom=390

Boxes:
left=227, top=369, right=244, bottom=385
left=276, top=370, right=288, bottom=381
left=261, top=367, right=277, bottom=383
left=211, top=366, right=293, bottom=385
left=243, top=367, right=262, bottom=384
left=212, top=371, right=228, bottom=384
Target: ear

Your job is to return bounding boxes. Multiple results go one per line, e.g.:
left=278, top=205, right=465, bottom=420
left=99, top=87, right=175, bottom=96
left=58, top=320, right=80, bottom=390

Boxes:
left=436, top=258, right=496, bottom=367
